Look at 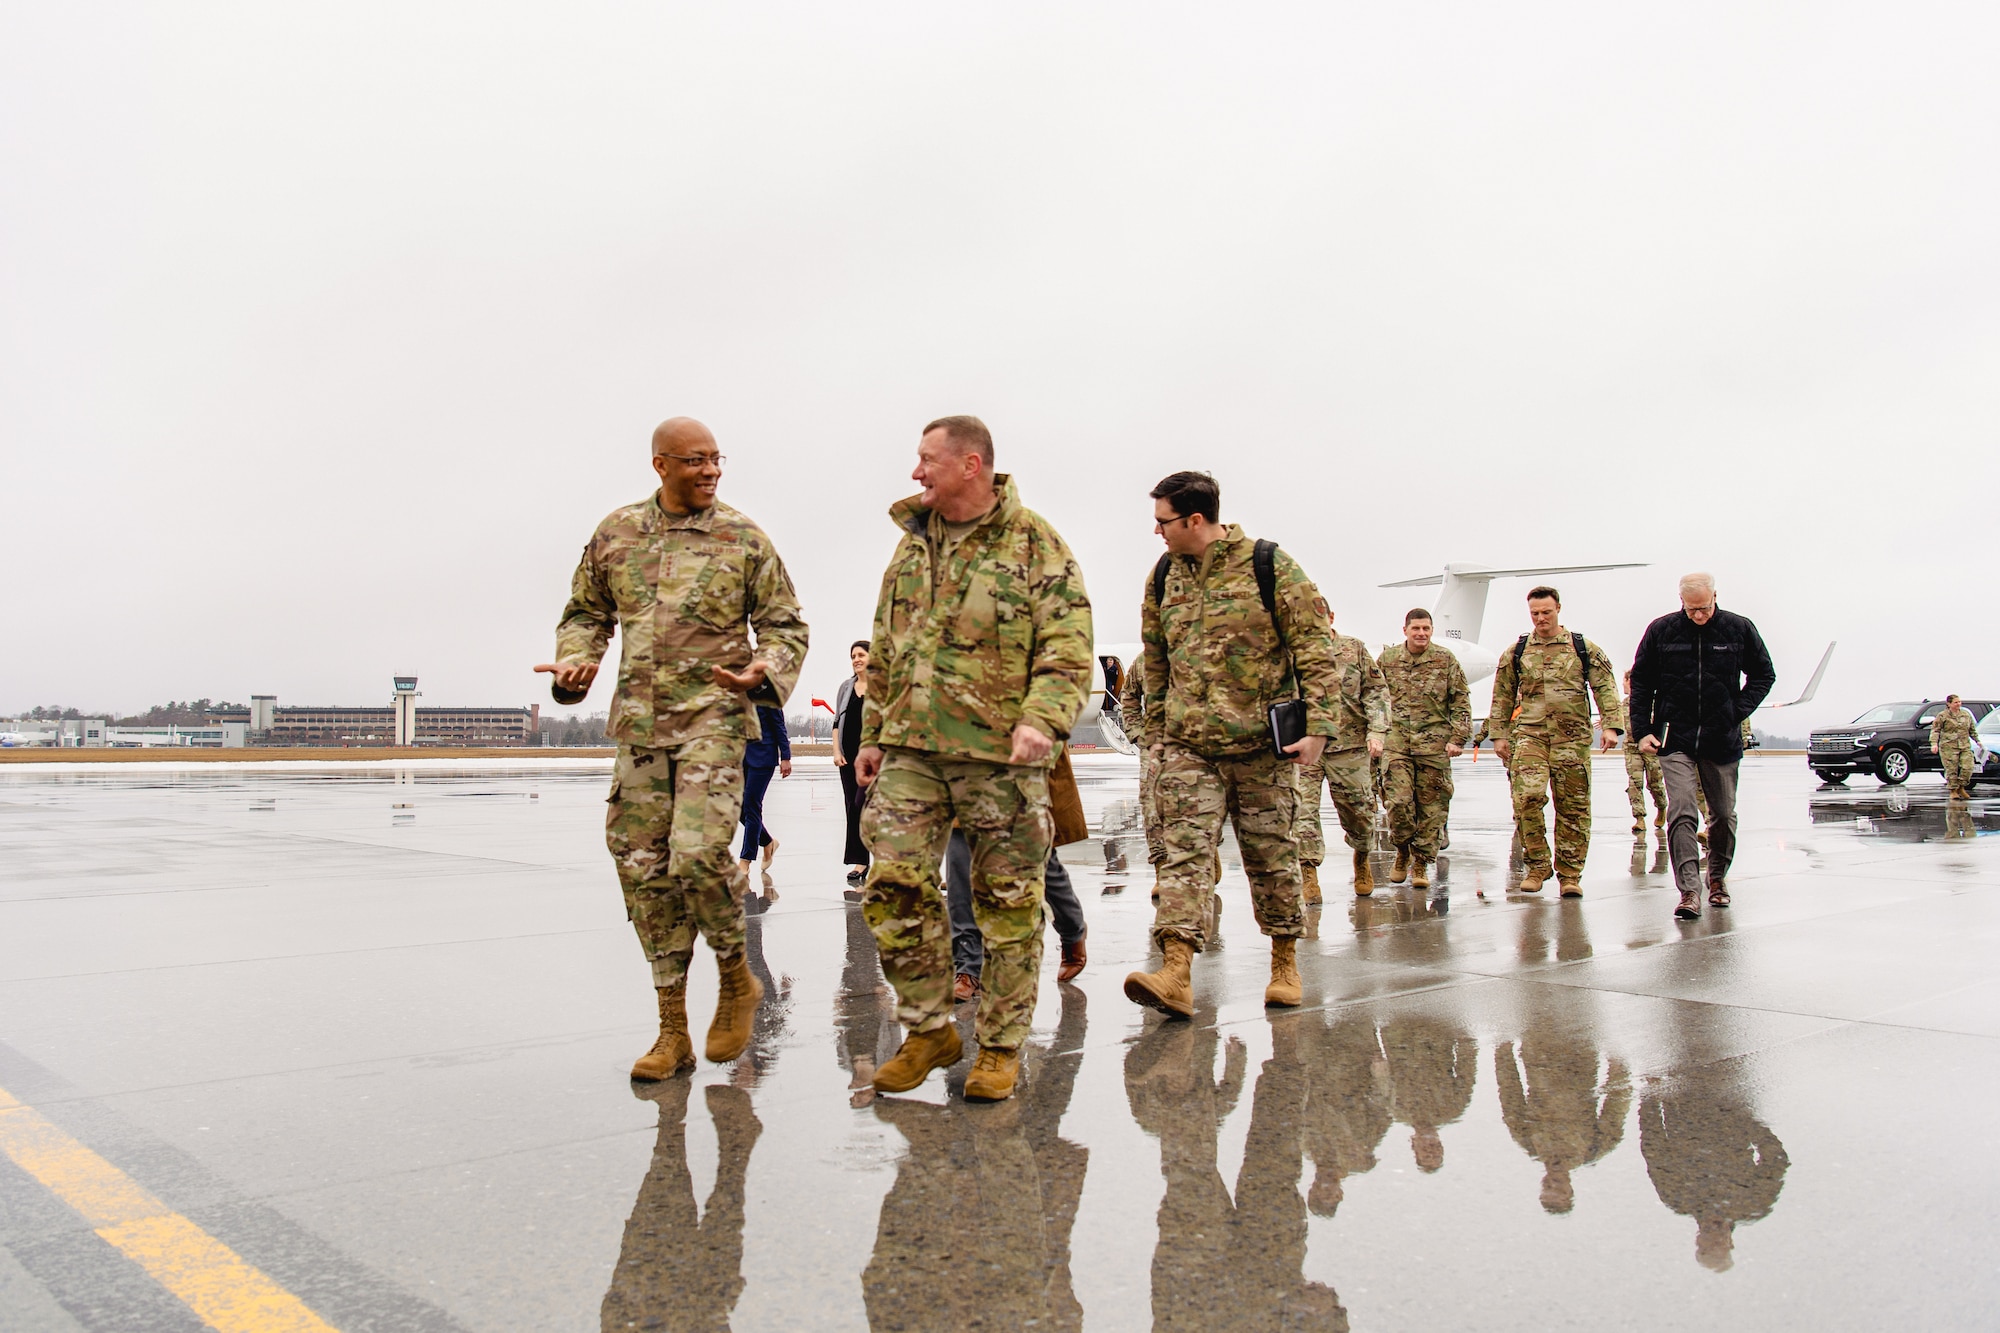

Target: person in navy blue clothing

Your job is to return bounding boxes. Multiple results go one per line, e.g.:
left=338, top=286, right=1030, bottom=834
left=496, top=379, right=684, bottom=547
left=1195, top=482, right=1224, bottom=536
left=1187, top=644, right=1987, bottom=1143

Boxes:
left=739, top=705, right=792, bottom=872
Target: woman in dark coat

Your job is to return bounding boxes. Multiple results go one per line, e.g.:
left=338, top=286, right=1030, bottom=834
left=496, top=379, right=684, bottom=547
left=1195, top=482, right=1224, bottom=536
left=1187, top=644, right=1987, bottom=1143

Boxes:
left=832, top=640, right=872, bottom=886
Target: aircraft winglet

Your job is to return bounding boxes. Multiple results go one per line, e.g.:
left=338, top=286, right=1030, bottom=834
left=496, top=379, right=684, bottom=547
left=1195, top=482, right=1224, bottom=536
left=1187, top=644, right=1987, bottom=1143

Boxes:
left=1759, top=641, right=1836, bottom=710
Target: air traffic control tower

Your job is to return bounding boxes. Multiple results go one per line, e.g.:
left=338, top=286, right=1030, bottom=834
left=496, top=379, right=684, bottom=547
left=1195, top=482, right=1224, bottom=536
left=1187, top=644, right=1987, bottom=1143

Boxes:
left=392, top=676, right=421, bottom=746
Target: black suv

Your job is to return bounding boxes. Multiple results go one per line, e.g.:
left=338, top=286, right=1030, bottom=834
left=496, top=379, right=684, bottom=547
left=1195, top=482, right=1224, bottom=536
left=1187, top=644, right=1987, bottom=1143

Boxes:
left=1808, top=699, right=1997, bottom=786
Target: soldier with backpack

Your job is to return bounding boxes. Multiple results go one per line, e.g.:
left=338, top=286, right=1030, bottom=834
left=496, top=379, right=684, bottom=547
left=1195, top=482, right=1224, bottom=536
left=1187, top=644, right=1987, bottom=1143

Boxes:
left=1488, top=585, right=1625, bottom=896
left=1124, top=471, right=1342, bottom=1018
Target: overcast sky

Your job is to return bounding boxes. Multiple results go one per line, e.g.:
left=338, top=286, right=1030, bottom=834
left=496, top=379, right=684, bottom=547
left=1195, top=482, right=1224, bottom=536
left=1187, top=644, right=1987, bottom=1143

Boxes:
left=4, top=3, right=1994, bottom=731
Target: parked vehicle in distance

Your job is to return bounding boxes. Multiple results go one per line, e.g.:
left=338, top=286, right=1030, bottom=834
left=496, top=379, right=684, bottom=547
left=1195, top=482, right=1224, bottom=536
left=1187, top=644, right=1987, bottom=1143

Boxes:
left=1975, top=710, right=2000, bottom=790
left=1808, top=699, right=1999, bottom=786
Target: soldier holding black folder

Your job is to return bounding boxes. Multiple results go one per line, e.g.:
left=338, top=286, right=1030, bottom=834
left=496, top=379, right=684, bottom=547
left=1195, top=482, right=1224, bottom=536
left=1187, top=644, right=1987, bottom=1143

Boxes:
left=1124, top=470, right=1341, bottom=1019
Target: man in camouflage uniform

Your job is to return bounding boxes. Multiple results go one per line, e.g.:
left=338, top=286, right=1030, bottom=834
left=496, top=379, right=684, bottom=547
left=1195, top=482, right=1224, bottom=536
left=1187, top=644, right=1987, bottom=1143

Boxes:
left=1125, top=471, right=1340, bottom=1018
left=854, top=415, right=1093, bottom=1103
left=1377, top=608, right=1471, bottom=892
left=1488, top=585, right=1625, bottom=897
left=1930, top=694, right=1980, bottom=800
left=1622, top=670, right=1668, bottom=835
left=1292, top=601, right=1390, bottom=903
left=539, top=418, right=809, bottom=1081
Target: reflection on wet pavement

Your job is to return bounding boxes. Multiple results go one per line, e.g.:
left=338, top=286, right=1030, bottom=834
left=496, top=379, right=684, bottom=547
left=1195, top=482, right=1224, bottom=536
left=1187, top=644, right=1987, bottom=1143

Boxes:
left=1, top=757, right=1996, bottom=1330
left=603, top=1079, right=760, bottom=1331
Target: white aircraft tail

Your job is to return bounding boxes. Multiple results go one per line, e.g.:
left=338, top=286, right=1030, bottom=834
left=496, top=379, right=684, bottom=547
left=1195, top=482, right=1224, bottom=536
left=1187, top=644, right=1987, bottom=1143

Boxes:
left=1379, top=563, right=1648, bottom=645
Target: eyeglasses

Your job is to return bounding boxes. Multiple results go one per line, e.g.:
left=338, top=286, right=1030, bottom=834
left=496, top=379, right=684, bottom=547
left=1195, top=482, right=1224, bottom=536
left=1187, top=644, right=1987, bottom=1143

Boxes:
left=1154, top=514, right=1195, bottom=531
left=661, top=453, right=727, bottom=469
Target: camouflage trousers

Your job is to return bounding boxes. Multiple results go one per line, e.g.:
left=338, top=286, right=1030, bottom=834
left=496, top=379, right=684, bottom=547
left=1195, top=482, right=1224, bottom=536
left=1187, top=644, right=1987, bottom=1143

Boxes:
left=1384, top=753, right=1454, bottom=860
left=1154, top=744, right=1304, bottom=951
left=1509, top=734, right=1593, bottom=881
left=607, top=739, right=751, bottom=988
left=1293, top=748, right=1378, bottom=864
left=1941, top=743, right=1977, bottom=795
left=861, top=747, right=1052, bottom=1051
left=1624, top=747, right=1666, bottom=821
left=1140, top=742, right=1167, bottom=865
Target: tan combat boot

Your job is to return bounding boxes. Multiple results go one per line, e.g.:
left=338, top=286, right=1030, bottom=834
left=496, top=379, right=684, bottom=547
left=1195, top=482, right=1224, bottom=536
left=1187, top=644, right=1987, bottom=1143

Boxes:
left=631, top=982, right=696, bottom=1081
left=1411, top=859, right=1430, bottom=890
left=1265, top=936, right=1302, bottom=1008
left=1124, top=938, right=1195, bottom=1018
left=1558, top=879, right=1582, bottom=898
left=1352, top=848, right=1375, bottom=897
left=873, top=1024, right=963, bottom=1093
left=1518, top=869, right=1547, bottom=894
left=705, top=951, right=764, bottom=1063
left=964, top=1047, right=1022, bottom=1102
left=1390, top=845, right=1411, bottom=883
left=1302, top=861, right=1323, bottom=905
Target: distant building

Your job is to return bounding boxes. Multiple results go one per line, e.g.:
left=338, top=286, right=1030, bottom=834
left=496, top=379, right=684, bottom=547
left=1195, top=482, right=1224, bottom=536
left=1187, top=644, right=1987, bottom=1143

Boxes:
left=258, top=696, right=540, bottom=747
left=0, top=719, right=109, bottom=748
left=4, top=679, right=543, bottom=749
left=112, top=723, right=249, bottom=748
left=0, top=720, right=242, bottom=748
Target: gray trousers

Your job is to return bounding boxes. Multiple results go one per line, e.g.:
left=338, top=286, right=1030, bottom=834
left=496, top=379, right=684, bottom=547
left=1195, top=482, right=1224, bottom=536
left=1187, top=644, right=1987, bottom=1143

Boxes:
left=947, top=828, right=1085, bottom=977
left=1662, top=753, right=1739, bottom=891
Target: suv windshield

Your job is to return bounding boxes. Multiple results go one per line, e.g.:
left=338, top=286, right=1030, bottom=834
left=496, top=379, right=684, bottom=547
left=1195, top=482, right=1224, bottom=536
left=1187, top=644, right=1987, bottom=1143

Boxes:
left=1851, top=702, right=1922, bottom=726
left=1980, top=712, right=2000, bottom=736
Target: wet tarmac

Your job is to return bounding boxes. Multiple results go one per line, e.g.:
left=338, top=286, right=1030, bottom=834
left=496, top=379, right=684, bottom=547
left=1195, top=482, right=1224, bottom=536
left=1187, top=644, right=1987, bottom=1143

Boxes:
left=1, top=754, right=1996, bottom=1331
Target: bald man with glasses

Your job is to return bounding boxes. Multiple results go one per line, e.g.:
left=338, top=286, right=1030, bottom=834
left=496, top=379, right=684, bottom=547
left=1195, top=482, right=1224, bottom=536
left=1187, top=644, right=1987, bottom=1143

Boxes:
left=538, top=417, right=810, bottom=1081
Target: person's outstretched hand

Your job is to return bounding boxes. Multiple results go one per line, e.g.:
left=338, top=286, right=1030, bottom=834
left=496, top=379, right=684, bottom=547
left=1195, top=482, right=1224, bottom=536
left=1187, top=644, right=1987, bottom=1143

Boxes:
left=533, top=661, right=598, bottom=693
left=712, top=661, right=769, bottom=693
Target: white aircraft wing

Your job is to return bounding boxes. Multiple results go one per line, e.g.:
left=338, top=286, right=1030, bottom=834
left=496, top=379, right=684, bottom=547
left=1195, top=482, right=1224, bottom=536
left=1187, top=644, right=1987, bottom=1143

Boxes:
left=1379, top=562, right=1647, bottom=589
left=1758, top=641, right=1836, bottom=710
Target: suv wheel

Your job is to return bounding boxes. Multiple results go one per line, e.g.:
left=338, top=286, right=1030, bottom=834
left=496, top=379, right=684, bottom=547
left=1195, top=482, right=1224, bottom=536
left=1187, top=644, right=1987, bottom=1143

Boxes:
left=1815, top=770, right=1847, bottom=785
left=1875, top=747, right=1912, bottom=785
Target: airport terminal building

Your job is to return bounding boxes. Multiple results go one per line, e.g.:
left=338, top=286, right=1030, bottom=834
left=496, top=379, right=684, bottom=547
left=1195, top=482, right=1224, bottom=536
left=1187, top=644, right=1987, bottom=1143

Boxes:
left=255, top=702, right=541, bottom=747
left=3, top=679, right=543, bottom=748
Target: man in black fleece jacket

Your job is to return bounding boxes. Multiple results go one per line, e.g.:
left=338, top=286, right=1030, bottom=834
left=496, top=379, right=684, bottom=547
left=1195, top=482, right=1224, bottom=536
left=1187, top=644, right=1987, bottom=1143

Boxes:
left=1629, top=573, right=1775, bottom=919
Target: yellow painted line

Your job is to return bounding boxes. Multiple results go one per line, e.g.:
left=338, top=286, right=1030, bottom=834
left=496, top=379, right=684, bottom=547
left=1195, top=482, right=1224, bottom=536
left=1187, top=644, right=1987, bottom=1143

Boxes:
left=0, top=1084, right=338, bottom=1332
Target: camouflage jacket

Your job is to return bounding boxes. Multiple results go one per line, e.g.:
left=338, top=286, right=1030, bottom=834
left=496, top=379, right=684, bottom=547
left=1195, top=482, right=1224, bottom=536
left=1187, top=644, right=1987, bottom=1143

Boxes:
left=1140, top=526, right=1341, bottom=756
left=555, top=495, right=809, bottom=749
left=1378, top=643, right=1470, bottom=756
left=1325, top=631, right=1393, bottom=753
left=1931, top=707, right=1978, bottom=752
left=861, top=474, right=1093, bottom=766
left=1487, top=627, right=1626, bottom=745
